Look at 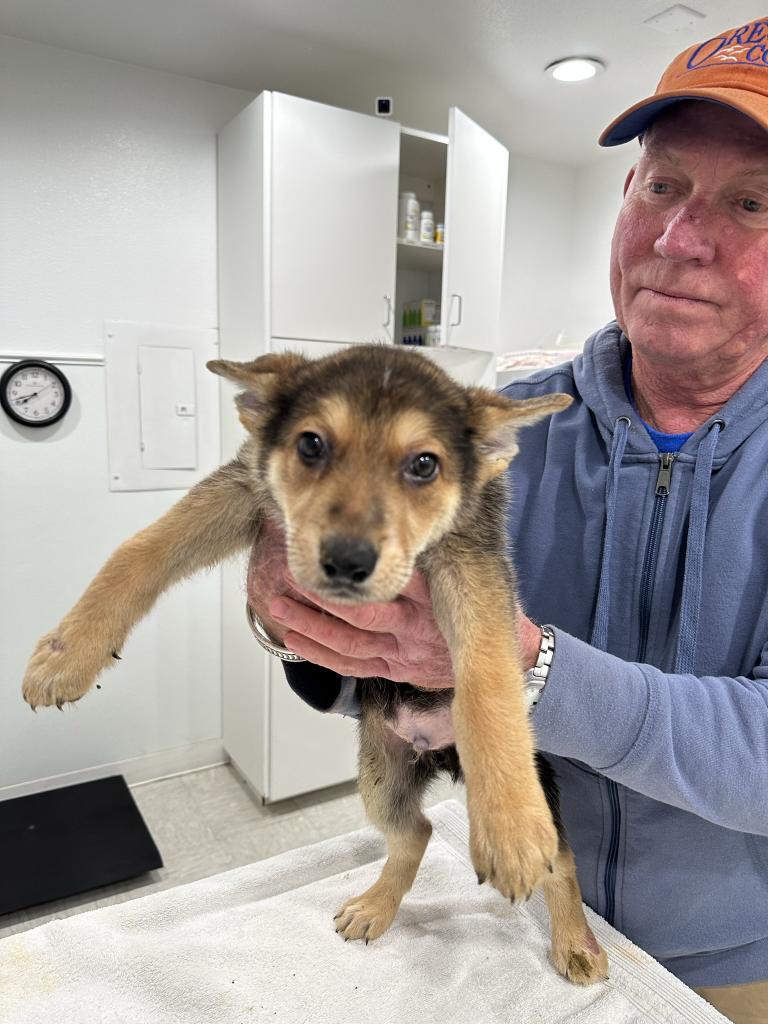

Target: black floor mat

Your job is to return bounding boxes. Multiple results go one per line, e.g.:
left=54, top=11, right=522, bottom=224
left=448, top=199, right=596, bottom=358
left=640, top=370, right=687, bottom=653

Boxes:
left=0, top=775, right=163, bottom=916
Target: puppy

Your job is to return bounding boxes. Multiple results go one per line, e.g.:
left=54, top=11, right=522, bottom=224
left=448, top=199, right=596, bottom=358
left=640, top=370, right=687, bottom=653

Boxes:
left=22, top=344, right=607, bottom=984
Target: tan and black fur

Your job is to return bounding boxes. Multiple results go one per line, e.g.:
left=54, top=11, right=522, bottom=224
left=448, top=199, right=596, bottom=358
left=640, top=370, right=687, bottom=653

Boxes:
left=22, top=345, right=608, bottom=984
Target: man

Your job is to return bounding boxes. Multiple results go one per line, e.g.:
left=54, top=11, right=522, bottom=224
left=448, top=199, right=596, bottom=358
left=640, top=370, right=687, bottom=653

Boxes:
left=246, top=19, right=768, bottom=1023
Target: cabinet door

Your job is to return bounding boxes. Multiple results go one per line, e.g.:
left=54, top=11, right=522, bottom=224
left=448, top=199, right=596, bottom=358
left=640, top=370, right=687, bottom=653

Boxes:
left=271, top=93, right=399, bottom=345
left=267, top=661, right=358, bottom=802
left=441, top=109, right=509, bottom=351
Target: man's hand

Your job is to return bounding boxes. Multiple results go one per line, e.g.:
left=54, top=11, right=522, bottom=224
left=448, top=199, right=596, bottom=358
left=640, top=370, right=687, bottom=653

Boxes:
left=246, top=521, right=453, bottom=687
left=271, top=570, right=455, bottom=688
left=246, top=520, right=542, bottom=687
left=245, top=518, right=323, bottom=647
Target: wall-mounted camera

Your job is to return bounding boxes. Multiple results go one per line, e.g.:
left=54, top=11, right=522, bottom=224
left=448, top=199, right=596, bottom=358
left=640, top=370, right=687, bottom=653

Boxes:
left=375, top=97, right=393, bottom=117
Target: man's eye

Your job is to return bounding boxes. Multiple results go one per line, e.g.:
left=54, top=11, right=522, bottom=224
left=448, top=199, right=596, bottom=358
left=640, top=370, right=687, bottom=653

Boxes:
left=739, top=197, right=765, bottom=214
left=405, top=452, right=440, bottom=482
left=297, top=432, right=325, bottom=463
left=648, top=181, right=670, bottom=195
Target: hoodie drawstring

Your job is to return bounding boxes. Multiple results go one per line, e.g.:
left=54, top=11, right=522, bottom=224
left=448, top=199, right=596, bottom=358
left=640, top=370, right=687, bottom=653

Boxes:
left=590, top=416, right=631, bottom=652
left=674, top=420, right=722, bottom=674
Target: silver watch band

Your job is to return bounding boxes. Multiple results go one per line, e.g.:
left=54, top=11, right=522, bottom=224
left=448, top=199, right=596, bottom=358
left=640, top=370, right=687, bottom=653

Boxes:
left=524, top=624, right=555, bottom=711
left=246, top=602, right=307, bottom=663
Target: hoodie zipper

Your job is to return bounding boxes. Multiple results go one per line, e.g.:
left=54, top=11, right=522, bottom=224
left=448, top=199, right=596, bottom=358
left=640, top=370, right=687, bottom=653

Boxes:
left=638, top=453, right=676, bottom=662
left=603, top=452, right=676, bottom=926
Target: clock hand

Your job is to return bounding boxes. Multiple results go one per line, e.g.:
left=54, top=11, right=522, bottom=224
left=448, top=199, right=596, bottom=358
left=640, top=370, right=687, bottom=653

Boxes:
left=14, top=383, right=54, bottom=405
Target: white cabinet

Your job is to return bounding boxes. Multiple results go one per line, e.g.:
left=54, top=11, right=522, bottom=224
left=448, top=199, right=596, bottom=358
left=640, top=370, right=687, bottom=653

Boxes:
left=442, top=109, right=509, bottom=350
left=218, top=90, right=508, bottom=357
left=396, top=116, right=508, bottom=353
left=270, top=93, right=400, bottom=344
left=217, top=92, right=507, bottom=802
left=220, top=551, right=358, bottom=805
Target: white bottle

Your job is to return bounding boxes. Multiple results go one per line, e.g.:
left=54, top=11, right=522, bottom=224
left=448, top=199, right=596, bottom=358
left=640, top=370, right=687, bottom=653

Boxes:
left=419, top=208, right=435, bottom=244
left=399, top=192, right=420, bottom=242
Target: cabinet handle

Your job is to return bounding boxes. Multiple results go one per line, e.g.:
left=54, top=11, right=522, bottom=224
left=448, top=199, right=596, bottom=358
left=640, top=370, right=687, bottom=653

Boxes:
left=450, top=293, right=463, bottom=327
left=382, top=295, right=393, bottom=329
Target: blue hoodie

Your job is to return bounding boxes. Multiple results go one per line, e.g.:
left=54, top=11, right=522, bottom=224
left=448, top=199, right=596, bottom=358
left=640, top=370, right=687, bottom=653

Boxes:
left=506, top=322, right=768, bottom=987
left=285, top=322, right=768, bottom=987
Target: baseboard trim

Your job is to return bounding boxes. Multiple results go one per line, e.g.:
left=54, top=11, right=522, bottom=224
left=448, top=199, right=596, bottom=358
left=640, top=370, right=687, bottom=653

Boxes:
left=0, top=740, right=228, bottom=802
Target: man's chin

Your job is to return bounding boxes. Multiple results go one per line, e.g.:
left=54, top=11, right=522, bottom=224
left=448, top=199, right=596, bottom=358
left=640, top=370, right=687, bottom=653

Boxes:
left=623, top=309, right=723, bottom=360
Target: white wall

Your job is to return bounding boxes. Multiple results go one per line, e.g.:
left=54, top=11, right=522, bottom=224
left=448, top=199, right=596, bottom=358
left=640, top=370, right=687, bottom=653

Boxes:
left=0, top=35, right=251, bottom=796
left=499, top=146, right=637, bottom=354
left=565, top=147, right=637, bottom=347
left=499, top=156, right=576, bottom=352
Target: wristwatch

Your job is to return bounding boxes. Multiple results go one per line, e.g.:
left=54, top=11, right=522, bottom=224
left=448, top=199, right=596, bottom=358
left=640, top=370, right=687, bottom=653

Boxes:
left=246, top=602, right=307, bottom=663
left=524, top=625, right=555, bottom=711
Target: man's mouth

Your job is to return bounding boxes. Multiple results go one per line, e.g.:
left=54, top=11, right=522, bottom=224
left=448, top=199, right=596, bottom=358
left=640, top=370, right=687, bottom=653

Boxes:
left=640, top=286, right=712, bottom=306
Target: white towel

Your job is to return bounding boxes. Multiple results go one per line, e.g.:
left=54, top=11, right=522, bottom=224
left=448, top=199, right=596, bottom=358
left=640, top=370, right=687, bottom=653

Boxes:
left=0, top=800, right=727, bottom=1024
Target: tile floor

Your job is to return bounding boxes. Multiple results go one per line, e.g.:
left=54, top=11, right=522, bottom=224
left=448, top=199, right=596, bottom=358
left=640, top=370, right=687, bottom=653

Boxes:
left=0, top=762, right=463, bottom=939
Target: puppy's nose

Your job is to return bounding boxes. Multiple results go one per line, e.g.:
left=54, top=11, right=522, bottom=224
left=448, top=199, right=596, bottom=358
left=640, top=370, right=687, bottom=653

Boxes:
left=321, top=536, right=378, bottom=584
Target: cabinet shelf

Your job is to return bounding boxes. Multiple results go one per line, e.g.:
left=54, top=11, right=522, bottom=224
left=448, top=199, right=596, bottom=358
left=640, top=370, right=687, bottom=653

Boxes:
left=396, top=238, right=444, bottom=273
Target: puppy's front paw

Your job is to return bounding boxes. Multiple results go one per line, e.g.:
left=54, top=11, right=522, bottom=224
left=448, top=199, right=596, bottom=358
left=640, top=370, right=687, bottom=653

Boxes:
left=334, top=886, right=400, bottom=943
left=22, top=628, right=116, bottom=709
left=470, top=796, right=559, bottom=903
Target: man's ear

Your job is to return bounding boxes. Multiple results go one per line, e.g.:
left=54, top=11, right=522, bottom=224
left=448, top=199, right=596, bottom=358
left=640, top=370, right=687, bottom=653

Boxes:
left=623, top=165, right=637, bottom=197
left=467, top=389, right=572, bottom=478
left=207, top=352, right=308, bottom=432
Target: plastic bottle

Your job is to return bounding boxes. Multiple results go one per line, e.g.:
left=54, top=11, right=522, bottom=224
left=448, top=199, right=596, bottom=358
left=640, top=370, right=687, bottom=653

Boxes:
left=435, top=223, right=445, bottom=245
left=398, top=192, right=420, bottom=242
left=419, top=209, right=435, bottom=244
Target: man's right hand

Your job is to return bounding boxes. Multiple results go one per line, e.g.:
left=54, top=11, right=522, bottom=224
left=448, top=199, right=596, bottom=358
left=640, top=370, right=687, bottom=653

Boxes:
left=246, top=518, right=324, bottom=647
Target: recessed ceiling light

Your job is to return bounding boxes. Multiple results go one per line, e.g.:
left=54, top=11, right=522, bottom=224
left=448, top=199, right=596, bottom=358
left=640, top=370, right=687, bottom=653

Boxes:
left=545, top=57, right=605, bottom=82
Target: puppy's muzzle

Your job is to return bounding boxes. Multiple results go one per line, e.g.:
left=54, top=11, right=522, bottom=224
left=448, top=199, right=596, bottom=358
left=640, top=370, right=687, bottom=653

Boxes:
left=320, top=536, right=378, bottom=585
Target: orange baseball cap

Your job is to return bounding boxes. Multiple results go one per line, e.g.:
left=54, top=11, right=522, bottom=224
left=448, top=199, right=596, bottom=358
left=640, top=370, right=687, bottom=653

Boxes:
left=600, top=17, right=768, bottom=146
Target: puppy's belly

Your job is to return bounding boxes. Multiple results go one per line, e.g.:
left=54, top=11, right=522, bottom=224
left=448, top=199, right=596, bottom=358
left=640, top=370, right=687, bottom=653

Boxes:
left=390, top=703, right=455, bottom=751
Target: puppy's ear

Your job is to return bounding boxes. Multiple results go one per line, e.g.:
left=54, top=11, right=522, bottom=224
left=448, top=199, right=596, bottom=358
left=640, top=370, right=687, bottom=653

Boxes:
left=207, top=352, right=307, bottom=387
left=207, top=353, right=308, bottom=432
left=468, top=390, right=572, bottom=478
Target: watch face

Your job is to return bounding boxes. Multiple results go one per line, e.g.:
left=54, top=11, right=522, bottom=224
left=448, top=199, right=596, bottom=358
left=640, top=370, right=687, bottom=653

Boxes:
left=1, top=360, right=72, bottom=427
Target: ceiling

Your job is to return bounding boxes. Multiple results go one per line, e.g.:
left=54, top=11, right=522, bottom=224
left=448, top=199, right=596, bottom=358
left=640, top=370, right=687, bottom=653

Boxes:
left=0, top=0, right=760, bottom=166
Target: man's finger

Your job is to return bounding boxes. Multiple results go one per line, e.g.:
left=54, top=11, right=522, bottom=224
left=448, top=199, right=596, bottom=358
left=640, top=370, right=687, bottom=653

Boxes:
left=270, top=596, right=398, bottom=660
left=396, top=570, right=431, bottom=605
left=283, top=632, right=392, bottom=680
left=279, top=580, right=418, bottom=635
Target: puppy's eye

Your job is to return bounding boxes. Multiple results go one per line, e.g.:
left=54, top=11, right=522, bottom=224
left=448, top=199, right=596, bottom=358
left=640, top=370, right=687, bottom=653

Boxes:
left=297, top=432, right=325, bottom=463
left=405, top=452, right=439, bottom=483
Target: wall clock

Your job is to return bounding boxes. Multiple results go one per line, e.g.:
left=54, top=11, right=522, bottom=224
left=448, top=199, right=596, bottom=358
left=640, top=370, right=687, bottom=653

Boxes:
left=0, top=360, right=72, bottom=427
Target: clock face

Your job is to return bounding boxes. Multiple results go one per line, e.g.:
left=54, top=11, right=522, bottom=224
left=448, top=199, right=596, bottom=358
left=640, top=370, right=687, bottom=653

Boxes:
left=1, top=360, right=72, bottom=427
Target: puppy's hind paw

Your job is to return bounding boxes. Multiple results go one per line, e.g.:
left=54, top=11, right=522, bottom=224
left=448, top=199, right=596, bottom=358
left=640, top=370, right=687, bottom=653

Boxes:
left=334, top=888, right=400, bottom=943
left=551, top=928, right=609, bottom=986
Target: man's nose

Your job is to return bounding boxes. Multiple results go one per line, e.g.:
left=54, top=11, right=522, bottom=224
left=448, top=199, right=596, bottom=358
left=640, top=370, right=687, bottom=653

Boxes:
left=320, top=536, right=379, bottom=584
left=653, top=202, right=716, bottom=264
